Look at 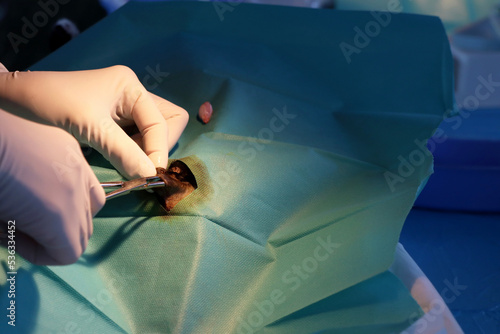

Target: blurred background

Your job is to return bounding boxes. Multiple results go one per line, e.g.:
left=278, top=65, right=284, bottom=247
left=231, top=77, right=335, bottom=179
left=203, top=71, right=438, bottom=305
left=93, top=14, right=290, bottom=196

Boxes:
left=1, top=0, right=499, bottom=69
left=0, top=0, right=499, bottom=332
left=2, top=0, right=499, bottom=70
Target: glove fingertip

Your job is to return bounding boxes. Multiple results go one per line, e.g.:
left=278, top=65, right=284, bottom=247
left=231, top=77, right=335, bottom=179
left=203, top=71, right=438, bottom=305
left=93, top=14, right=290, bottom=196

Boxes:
left=137, top=158, right=157, bottom=178
left=89, top=182, right=106, bottom=217
left=148, top=151, right=168, bottom=171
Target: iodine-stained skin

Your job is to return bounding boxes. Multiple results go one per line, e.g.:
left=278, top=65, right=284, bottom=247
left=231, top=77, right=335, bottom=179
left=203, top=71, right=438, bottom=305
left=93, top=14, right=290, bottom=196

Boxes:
left=155, top=161, right=198, bottom=211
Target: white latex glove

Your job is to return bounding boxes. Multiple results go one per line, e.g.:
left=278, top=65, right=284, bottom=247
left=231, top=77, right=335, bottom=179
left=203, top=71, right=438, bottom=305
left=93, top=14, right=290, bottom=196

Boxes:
left=0, top=109, right=106, bottom=265
left=0, top=65, right=189, bottom=179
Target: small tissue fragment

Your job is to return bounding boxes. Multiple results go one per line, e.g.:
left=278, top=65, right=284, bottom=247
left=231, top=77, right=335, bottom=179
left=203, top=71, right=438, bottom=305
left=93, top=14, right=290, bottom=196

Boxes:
left=198, top=101, right=213, bottom=124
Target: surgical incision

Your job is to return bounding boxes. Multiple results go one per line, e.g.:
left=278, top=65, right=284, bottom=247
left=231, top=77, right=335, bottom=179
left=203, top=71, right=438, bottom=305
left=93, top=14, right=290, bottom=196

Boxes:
left=154, top=161, right=198, bottom=211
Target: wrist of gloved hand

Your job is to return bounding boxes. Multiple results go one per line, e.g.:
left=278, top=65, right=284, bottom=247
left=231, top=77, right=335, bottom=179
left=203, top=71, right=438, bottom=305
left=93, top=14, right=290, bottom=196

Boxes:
left=0, top=109, right=105, bottom=265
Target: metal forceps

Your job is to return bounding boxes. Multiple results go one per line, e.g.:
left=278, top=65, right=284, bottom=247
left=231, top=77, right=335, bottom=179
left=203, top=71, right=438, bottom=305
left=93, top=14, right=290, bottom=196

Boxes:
left=101, top=176, right=165, bottom=200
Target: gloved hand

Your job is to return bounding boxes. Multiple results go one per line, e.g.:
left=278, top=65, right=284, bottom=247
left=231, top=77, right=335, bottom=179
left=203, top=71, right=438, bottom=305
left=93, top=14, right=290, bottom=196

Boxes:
left=0, top=109, right=105, bottom=265
left=0, top=65, right=189, bottom=179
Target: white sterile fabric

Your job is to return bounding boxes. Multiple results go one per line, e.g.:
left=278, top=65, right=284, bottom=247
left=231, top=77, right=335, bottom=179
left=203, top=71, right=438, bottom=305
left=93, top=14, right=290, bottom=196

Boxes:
left=391, top=243, right=464, bottom=334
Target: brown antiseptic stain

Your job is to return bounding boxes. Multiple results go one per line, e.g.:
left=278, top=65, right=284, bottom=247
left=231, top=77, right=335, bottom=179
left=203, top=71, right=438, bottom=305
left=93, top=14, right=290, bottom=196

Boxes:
left=154, top=156, right=214, bottom=214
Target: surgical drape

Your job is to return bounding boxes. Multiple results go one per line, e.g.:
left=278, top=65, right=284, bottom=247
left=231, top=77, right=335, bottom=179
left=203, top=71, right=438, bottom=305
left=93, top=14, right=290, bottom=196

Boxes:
left=0, top=2, right=454, bottom=333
